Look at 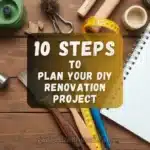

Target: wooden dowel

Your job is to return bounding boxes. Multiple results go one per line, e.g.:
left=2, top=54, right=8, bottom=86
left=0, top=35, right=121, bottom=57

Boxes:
left=77, top=0, right=97, bottom=17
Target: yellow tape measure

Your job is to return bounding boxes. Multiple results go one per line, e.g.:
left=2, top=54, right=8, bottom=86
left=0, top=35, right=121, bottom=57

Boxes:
left=82, top=16, right=120, bottom=34
left=81, top=16, right=120, bottom=150
left=81, top=108, right=103, bottom=150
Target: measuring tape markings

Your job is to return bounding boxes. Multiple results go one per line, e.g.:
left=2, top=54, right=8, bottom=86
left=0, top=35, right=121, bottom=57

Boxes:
left=81, top=108, right=103, bottom=150
left=82, top=17, right=120, bottom=33
left=81, top=16, right=120, bottom=150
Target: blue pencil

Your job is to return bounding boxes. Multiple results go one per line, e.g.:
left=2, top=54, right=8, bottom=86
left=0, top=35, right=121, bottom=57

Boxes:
left=91, top=108, right=111, bottom=150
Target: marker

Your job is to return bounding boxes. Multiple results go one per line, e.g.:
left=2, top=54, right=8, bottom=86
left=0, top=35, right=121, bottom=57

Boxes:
left=91, top=108, right=111, bottom=150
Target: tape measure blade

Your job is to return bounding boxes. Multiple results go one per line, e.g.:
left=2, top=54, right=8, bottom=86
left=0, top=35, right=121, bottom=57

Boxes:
left=81, top=108, right=103, bottom=150
left=83, top=17, right=120, bottom=34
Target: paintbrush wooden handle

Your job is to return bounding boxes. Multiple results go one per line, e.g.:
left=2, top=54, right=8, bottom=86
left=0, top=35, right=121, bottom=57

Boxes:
left=95, top=0, right=120, bottom=18
left=49, top=108, right=84, bottom=150
left=77, top=0, right=96, bottom=17
left=17, top=72, right=83, bottom=149
left=70, top=108, right=97, bottom=150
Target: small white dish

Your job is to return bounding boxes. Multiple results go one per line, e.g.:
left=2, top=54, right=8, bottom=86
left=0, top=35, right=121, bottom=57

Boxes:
left=122, top=5, right=148, bottom=30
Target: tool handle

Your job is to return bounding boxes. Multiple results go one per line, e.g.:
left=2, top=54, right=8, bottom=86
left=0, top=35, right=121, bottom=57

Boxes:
left=95, top=0, right=120, bottom=18
left=49, top=108, right=84, bottom=150
left=70, top=108, right=97, bottom=150
left=77, top=0, right=97, bottom=17
left=91, top=108, right=111, bottom=150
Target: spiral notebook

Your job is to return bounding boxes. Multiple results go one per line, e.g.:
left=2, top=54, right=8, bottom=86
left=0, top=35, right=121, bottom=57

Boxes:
left=101, top=24, right=150, bottom=143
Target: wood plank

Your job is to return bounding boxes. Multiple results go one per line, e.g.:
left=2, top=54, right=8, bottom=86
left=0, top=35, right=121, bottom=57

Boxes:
left=0, top=113, right=149, bottom=150
left=0, top=113, right=77, bottom=150
left=0, top=38, right=27, bottom=76
left=0, top=37, right=135, bottom=112
left=0, top=1, right=149, bottom=150
left=0, top=78, right=67, bottom=112
left=0, top=0, right=149, bottom=36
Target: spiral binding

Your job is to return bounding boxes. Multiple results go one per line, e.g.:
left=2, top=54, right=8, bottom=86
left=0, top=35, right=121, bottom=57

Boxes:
left=124, top=24, right=150, bottom=80
left=105, top=24, right=150, bottom=108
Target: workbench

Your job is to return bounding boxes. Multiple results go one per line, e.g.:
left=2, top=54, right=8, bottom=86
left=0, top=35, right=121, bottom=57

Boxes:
left=0, top=0, right=150, bottom=149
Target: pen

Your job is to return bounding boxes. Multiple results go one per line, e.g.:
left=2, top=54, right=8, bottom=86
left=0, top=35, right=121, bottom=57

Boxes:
left=91, top=108, right=111, bottom=150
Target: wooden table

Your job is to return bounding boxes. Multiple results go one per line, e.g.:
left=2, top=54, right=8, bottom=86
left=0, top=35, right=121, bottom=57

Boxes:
left=0, top=0, right=150, bottom=149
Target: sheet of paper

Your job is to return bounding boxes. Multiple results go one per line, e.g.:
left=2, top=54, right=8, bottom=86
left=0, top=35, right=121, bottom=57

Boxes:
left=101, top=24, right=150, bottom=143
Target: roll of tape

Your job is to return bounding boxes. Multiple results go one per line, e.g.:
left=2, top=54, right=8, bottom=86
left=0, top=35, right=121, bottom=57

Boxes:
left=82, top=16, right=120, bottom=34
left=122, top=5, right=148, bottom=30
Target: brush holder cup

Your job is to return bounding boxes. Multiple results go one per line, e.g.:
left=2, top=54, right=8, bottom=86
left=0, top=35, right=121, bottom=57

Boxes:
left=0, top=0, right=26, bottom=29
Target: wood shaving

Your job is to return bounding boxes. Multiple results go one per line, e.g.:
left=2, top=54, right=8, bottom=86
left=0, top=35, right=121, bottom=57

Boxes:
left=38, top=21, right=44, bottom=31
left=24, top=21, right=39, bottom=34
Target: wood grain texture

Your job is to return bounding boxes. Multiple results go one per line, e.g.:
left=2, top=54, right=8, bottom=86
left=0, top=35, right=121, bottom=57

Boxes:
left=0, top=0, right=149, bottom=36
left=0, top=38, right=27, bottom=76
left=0, top=78, right=67, bottom=113
left=0, top=113, right=148, bottom=150
left=0, top=0, right=150, bottom=149
left=0, top=113, right=75, bottom=150
left=23, top=0, right=150, bottom=36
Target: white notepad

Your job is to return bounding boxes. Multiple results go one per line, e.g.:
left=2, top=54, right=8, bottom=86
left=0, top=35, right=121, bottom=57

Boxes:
left=101, top=24, right=150, bottom=143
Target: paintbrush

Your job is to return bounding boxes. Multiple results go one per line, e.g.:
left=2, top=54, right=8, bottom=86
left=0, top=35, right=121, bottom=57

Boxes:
left=17, top=71, right=84, bottom=150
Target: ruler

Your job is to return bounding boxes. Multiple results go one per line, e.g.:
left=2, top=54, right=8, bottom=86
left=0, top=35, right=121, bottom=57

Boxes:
left=81, top=17, right=120, bottom=150
left=81, top=108, right=102, bottom=150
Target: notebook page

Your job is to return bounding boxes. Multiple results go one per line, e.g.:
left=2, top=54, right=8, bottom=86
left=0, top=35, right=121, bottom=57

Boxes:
left=101, top=24, right=150, bottom=143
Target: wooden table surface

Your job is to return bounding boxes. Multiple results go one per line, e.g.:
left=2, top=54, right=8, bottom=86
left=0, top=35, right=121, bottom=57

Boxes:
left=0, top=0, right=150, bottom=150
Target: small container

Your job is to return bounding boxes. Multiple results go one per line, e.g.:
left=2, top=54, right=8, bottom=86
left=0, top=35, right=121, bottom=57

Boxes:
left=122, top=5, right=148, bottom=30
left=0, top=0, right=26, bottom=29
